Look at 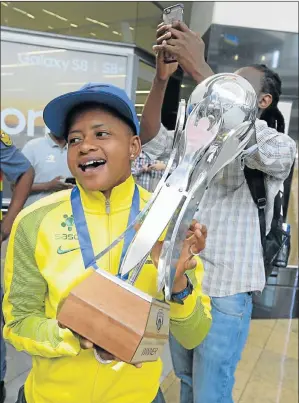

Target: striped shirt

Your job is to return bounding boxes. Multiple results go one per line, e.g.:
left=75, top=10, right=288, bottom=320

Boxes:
left=132, top=151, right=165, bottom=192
left=143, top=119, right=296, bottom=296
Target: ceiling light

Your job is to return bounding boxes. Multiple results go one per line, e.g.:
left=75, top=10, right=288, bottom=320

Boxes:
left=4, top=88, right=25, bottom=92
left=90, top=32, right=96, bottom=37
left=261, top=55, right=266, bottom=61
left=70, top=23, right=78, bottom=28
left=272, top=50, right=280, bottom=69
left=1, top=2, right=9, bottom=6
left=135, top=90, right=150, bottom=94
left=233, top=54, right=239, bottom=61
left=137, top=113, right=142, bottom=117
left=181, top=84, right=186, bottom=88
left=104, top=74, right=126, bottom=78
left=112, top=31, right=121, bottom=36
left=48, top=26, right=53, bottom=29
left=1, top=72, right=14, bottom=76
left=18, top=49, right=66, bottom=55
left=85, top=17, right=109, bottom=28
left=129, top=26, right=134, bottom=31
left=13, top=7, right=35, bottom=19
left=43, top=9, right=68, bottom=22
left=1, top=63, right=31, bottom=68
left=135, top=104, right=144, bottom=107
left=56, top=82, right=86, bottom=86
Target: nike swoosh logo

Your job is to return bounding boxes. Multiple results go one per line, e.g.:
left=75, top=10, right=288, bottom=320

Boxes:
left=57, top=246, right=80, bottom=255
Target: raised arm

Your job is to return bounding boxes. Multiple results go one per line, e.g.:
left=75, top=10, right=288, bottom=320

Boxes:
left=140, top=21, right=214, bottom=145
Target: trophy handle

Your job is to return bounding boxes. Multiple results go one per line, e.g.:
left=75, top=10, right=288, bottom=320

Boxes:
left=120, top=98, right=222, bottom=278
left=158, top=167, right=209, bottom=295
left=91, top=103, right=187, bottom=266
left=206, top=121, right=254, bottom=183
left=160, top=122, right=255, bottom=298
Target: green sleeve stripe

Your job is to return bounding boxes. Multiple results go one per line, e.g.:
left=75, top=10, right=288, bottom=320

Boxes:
left=170, top=298, right=212, bottom=350
left=8, top=201, right=64, bottom=348
left=169, top=267, right=212, bottom=349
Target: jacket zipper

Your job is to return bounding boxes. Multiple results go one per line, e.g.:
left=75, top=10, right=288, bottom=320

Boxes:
left=105, top=199, right=110, bottom=214
left=105, top=199, right=111, bottom=272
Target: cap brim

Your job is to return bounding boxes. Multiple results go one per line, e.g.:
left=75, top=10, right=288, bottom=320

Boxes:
left=43, top=90, right=136, bottom=138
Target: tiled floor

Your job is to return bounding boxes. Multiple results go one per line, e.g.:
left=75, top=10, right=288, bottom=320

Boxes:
left=2, top=240, right=298, bottom=402
left=3, top=319, right=298, bottom=402
left=162, top=319, right=298, bottom=403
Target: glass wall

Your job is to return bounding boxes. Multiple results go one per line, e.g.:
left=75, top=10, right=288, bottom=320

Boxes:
left=1, top=1, right=192, bottom=54
left=1, top=28, right=136, bottom=200
left=205, top=24, right=299, bottom=143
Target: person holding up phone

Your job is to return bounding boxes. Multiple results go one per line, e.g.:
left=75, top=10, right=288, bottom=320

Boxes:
left=140, top=19, right=296, bottom=403
left=22, top=131, right=73, bottom=207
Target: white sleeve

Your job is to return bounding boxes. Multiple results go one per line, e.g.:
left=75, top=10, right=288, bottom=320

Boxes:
left=142, top=124, right=174, bottom=161
left=22, top=141, right=36, bottom=166
left=243, top=119, right=297, bottom=181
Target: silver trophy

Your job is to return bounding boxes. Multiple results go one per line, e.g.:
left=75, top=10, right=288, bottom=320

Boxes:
left=58, top=73, right=258, bottom=364
left=120, top=73, right=257, bottom=299
left=93, top=73, right=258, bottom=296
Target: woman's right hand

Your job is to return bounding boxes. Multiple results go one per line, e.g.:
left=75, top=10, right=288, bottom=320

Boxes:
left=79, top=335, right=142, bottom=368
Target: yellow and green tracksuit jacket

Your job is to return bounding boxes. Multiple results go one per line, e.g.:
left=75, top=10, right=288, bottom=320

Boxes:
left=3, top=175, right=211, bottom=403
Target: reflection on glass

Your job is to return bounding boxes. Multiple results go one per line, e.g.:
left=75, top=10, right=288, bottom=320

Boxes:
left=1, top=1, right=192, bottom=54
left=1, top=40, right=128, bottom=150
left=135, top=60, right=155, bottom=119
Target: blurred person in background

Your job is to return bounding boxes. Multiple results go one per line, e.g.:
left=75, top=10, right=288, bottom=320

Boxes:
left=0, top=130, right=34, bottom=403
left=132, top=150, right=166, bottom=192
left=22, top=131, right=73, bottom=206
left=140, top=21, right=297, bottom=403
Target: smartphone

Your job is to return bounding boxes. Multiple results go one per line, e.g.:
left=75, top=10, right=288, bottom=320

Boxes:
left=65, top=177, right=76, bottom=185
left=162, top=3, right=184, bottom=64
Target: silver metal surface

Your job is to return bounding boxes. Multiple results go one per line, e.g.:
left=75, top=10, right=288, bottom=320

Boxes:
left=97, top=73, right=257, bottom=301
left=120, top=98, right=220, bottom=277
left=92, top=100, right=186, bottom=265
left=160, top=74, right=257, bottom=299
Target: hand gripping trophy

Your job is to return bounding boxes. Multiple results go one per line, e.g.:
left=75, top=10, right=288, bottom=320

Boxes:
left=57, top=73, right=258, bottom=364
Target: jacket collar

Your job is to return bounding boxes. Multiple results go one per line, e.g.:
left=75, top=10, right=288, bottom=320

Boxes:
left=46, top=133, right=67, bottom=150
left=76, top=175, right=136, bottom=215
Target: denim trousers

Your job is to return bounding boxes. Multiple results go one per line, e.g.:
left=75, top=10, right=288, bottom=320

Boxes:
left=152, top=388, right=166, bottom=403
left=169, top=292, right=253, bottom=403
left=0, top=287, right=6, bottom=382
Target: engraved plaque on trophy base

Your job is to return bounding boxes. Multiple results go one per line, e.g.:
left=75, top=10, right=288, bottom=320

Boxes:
left=57, top=269, right=170, bottom=364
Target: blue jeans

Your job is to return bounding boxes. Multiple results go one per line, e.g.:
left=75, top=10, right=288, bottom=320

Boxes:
left=1, top=287, right=6, bottom=382
left=152, top=388, right=166, bottom=403
left=169, top=292, right=253, bottom=403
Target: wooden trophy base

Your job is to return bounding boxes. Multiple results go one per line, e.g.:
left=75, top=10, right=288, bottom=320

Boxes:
left=57, top=269, right=170, bottom=363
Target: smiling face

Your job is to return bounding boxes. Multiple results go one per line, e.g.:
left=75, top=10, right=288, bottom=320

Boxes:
left=66, top=104, right=141, bottom=194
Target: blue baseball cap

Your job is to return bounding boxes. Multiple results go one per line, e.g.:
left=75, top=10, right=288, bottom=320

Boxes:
left=43, top=83, right=140, bottom=138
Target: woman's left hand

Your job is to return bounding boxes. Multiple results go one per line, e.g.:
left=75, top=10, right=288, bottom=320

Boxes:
left=148, top=162, right=166, bottom=171
left=151, top=220, right=207, bottom=293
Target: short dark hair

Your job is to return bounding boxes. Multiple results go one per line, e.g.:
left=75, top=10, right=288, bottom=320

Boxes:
left=64, top=101, right=136, bottom=138
left=250, top=64, right=285, bottom=133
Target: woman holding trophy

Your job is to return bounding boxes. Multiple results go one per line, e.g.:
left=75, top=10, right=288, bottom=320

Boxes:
left=2, top=83, right=211, bottom=403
